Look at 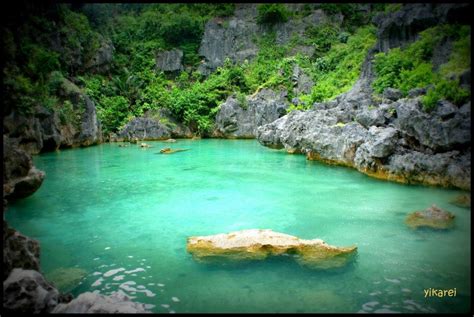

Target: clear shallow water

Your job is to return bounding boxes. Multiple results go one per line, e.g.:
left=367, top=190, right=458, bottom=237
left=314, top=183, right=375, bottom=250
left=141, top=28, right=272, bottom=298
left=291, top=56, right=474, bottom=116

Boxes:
left=6, top=139, right=470, bottom=313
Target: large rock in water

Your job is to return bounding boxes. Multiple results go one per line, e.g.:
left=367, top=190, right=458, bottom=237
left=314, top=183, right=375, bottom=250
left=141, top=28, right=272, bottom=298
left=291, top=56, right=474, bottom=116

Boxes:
left=405, top=205, right=455, bottom=229
left=213, top=89, right=289, bottom=138
left=52, top=291, right=150, bottom=313
left=3, top=269, right=60, bottom=314
left=3, top=136, right=45, bottom=200
left=187, top=229, right=357, bottom=270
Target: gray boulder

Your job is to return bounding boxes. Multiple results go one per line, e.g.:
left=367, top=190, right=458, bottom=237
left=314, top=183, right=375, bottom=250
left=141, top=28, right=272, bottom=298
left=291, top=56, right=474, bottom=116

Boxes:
left=3, top=269, right=60, bottom=314
left=117, top=109, right=192, bottom=140
left=383, top=88, right=402, bottom=101
left=214, top=89, right=288, bottom=138
left=393, top=98, right=470, bottom=151
left=3, top=136, right=45, bottom=200
left=355, top=106, right=386, bottom=128
left=52, top=291, right=150, bottom=313
left=85, top=37, right=114, bottom=73
left=3, top=222, right=41, bottom=280
left=156, top=49, right=184, bottom=73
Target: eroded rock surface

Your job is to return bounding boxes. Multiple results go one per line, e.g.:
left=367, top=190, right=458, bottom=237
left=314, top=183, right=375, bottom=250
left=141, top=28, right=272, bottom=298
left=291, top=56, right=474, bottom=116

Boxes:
left=51, top=291, right=150, bottom=313
left=3, top=269, right=60, bottom=314
left=187, top=229, right=357, bottom=269
left=405, top=205, right=455, bottom=229
left=117, top=109, right=192, bottom=141
left=214, top=89, right=289, bottom=138
left=3, top=136, right=45, bottom=200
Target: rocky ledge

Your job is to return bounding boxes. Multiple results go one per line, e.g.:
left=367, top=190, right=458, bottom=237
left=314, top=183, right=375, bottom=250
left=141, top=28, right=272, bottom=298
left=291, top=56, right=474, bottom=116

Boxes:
left=187, top=229, right=357, bottom=269
left=213, top=89, right=289, bottom=138
left=405, top=205, right=455, bottom=230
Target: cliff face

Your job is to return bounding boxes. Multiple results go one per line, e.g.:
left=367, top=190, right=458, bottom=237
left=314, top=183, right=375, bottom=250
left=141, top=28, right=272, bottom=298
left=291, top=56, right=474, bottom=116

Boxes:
left=256, top=3, right=471, bottom=190
left=197, top=4, right=337, bottom=76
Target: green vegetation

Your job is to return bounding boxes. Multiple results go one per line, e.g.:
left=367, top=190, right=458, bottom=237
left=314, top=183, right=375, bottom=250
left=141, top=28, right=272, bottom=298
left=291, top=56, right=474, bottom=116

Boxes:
left=307, top=26, right=377, bottom=104
left=256, top=4, right=290, bottom=25
left=373, top=24, right=470, bottom=111
left=5, top=3, right=469, bottom=138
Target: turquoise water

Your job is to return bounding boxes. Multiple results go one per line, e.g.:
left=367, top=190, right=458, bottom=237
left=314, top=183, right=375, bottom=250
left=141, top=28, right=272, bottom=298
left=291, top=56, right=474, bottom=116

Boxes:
left=5, top=140, right=470, bottom=313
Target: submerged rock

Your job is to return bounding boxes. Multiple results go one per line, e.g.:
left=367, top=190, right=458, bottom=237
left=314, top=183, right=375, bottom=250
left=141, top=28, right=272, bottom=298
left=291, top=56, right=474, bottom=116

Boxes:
left=449, top=194, right=471, bottom=208
left=405, top=205, right=455, bottom=229
left=187, top=229, right=357, bottom=269
left=51, top=291, right=150, bottom=313
left=45, top=267, right=87, bottom=293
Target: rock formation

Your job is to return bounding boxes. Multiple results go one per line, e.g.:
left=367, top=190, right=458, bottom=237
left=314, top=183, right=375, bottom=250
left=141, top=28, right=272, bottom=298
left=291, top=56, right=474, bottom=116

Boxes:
left=256, top=4, right=471, bottom=190
left=3, top=136, right=45, bottom=200
left=197, top=4, right=337, bottom=75
left=3, top=222, right=41, bottom=280
left=213, top=89, right=289, bottom=138
left=187, top=229, right=357, bottom=269
left=117, top=109, right=192, bottom=141
left=405, top=205, right=455, bottom=229
left=51, top=291, right=150, bottom=313
left=3, top=269, right=62, bottom=314
left=156, top=49, right=184, bottom=73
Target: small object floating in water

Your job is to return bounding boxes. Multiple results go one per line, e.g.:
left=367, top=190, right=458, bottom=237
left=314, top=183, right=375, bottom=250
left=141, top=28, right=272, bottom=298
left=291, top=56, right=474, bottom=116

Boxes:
left=449, top=193, right=471, bottom=208
left=163, top=138, right=176, bottom=143
left=140, top=143, right=151, bottom=148
left=171, top=297, right=180, bottom=302
left=118, top=144, right=129, bottom=147
left=157, top=283, right=165, bottom=287
left=104, top=247, right=111, bottom=250
left=161, top=304, right=170, bottom=308
left=405, top=204, right=455, bottom=230
left=186, top=229, right=357, bottom=270
left=158, top=148, right=190, bottom=154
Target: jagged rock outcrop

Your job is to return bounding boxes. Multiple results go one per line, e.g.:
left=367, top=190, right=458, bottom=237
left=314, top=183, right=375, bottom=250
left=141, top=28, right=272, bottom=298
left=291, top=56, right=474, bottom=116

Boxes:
left=3, top=77, right=102, bottom=155
left=373, top=3, right=470, bottom=53
left=3, top=136, right=45, bottom=200
left=3, top=221, right=41, bottom=280
left=256, top=4, right=471, bottom=190
left=156, top=49, right=184, bottom=73
left=198, top=5, right=335, bottom=75
left=117, top=109, right=192, bottom=141
left=213, top=89, right=289, bottom=138
left=85, top=37, right=114, bottom=73
left=187, top=229, right=357, bottom=270
left=51, top=291, right=150, bottom=313
left=257, top=92, right=471, bottom=190
left=3, top=269, right=61, bottom=313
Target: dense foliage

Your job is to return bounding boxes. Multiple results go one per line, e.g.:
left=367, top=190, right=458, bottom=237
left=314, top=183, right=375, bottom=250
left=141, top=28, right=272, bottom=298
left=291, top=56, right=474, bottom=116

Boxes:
left=4, top=3, right=469, bottom=138
left=256, top=4, right=290, bottom=25
left=373, top=24, right=470, bottom=110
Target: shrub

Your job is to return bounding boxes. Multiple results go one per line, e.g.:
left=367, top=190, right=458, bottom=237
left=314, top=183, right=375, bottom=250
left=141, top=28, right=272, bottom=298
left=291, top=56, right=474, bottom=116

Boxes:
left=257, top=4, right=290, bottom=25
